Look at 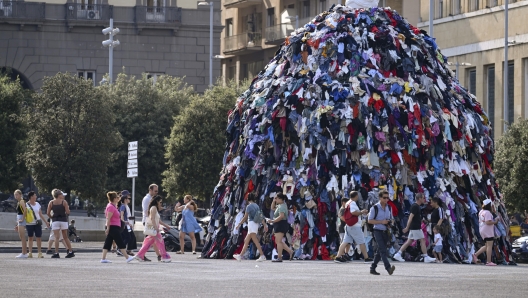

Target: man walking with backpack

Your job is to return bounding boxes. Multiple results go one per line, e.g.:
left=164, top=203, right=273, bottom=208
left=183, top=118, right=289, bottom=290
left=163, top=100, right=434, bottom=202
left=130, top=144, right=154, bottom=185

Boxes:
left=335, top=191, right=372, bottom=263
left=393, top=193, right=436, bottom=263
left=368, top=190, right=396, bottom=275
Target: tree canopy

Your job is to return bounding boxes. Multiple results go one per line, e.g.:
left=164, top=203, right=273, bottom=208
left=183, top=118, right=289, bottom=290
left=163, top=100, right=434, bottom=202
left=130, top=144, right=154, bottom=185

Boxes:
left=163, top=80, right=249, bottom=202
left=495, top=119, right=528, bottom=212
left=0, top=75, right=29, bottom=192
left=24, top=73, right=120, bottom=201
left=104, top=73, right=194, bottom=200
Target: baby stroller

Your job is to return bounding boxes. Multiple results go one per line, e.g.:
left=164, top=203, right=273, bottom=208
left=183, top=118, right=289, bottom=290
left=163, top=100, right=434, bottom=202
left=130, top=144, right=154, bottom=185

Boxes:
left=68, top=220, right=82, bottom=242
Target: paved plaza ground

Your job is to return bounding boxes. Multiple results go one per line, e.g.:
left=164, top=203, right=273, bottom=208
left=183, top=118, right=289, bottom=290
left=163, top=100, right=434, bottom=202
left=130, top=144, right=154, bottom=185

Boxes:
left=0, top=244, right=527, bottom=297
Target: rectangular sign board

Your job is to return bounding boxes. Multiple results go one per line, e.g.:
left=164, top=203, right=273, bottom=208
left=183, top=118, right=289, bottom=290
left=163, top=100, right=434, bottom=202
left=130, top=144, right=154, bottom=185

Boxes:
left=127, top=159, right=138, bottom=169
left=128, top=150, right=137, bottom=160
left=128, top=141, right=138, bottom=151
left=127, top=168, right=138, bottom=178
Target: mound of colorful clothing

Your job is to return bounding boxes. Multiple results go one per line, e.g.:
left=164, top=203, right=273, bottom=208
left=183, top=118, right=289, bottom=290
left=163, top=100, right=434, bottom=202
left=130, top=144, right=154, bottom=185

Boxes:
left=201, top=4, right=515, bottom=264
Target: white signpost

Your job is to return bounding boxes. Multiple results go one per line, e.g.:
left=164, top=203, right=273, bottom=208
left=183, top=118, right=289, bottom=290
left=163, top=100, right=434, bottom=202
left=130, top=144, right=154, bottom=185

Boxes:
left=127, top=141, right=138, bottom=221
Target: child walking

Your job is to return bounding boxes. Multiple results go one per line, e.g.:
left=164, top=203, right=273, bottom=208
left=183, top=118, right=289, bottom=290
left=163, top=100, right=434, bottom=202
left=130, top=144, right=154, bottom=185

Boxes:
left=432, top=225, right=443, bottom=263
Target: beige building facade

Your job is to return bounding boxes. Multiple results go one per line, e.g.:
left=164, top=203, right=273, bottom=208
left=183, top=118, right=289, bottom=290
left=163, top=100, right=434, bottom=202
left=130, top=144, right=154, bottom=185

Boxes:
left=219, top=0, right=419, bottom=84
left=417, top=0, right=528, bottom=139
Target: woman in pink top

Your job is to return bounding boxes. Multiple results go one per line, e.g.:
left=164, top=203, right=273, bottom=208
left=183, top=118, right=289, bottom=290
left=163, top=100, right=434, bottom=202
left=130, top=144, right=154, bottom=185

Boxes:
left=101, top=192, right=135, bottom=263
left=473, top=199, right=499, bottom=266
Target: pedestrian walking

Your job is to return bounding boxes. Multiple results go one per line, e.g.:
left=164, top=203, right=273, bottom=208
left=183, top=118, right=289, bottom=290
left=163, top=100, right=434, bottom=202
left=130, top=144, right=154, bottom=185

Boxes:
left=26, top=191, right=50, bottom=258
left=393, top=193, right=436, bottom=263
left=134, top=195, right=171, bottom=262
left=334, top=191, right=372, bottom=263
left=120, top=190, right=137, bottom=255
left=432, top=225, right=443, bottom=263
left=101, top=192, right=135, bottom=263
left=368, top=190, right=396, bottom=275
left=46, top=189, right=75, bottom=259
left=141, top=184, right=161, bottom=261
left=14, top=189, right=28, bottom=258
left=175, top=195, right=202, bottom=254
left=233, top=193, right=268, bottom=262
left=266, top=193, right=293, bottom=262
left=473, top=199, right=499, bottom=266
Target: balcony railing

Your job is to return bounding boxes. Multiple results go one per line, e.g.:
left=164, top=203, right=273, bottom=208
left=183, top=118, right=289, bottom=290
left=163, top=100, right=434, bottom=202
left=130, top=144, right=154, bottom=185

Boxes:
left=224, top=0, right=261, bottom=9
left=0, top=1, right=45, bottom=19
left=265, top=23, right=295, bottom=44
left=65, top=4, right=112, bottom=21
left=224, top=32, right=262, bottom=53
left=135, top=6, right=182, bottom=24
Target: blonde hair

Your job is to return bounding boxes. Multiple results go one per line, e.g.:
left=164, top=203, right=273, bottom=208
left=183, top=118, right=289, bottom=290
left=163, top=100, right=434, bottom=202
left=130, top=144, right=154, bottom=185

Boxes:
left=51, top=189, right=62, bottom=199
left=14, top=189, right=22, bottom=195
left=184, top=195, right=192, bottom=201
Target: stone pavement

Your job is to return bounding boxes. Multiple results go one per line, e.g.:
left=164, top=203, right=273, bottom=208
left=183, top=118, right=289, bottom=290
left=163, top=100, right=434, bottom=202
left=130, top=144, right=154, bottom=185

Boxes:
left=0, top=249, right=526, bottom=297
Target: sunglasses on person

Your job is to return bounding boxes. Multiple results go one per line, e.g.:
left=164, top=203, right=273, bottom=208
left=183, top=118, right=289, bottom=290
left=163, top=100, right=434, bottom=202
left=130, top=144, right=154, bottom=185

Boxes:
left=382, top=196, right=390, bottom=199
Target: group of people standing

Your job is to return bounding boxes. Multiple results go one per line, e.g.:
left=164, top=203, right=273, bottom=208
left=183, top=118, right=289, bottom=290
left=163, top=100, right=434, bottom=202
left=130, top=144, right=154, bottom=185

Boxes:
left=13, top=189, right=75, bottom=259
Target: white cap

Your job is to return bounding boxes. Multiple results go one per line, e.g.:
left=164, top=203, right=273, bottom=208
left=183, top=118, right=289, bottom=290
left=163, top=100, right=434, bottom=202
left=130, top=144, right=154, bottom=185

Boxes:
left=482, top=199, right=492, bottom=206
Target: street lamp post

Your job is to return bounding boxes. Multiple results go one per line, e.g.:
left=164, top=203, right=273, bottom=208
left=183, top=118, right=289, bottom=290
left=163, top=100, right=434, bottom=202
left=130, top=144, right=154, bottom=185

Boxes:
left=102, top=18, right=120, bottom=83
left=429, top=0, right=434, bottom=37
left=504, top=0, right=509, bottom=132
left=199, top=1, right=214, bottom=87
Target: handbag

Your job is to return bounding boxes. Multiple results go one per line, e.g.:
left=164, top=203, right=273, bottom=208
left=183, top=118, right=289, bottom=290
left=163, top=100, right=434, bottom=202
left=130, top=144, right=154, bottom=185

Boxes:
left=143, top=217, right=157, bottom=236
left=24, top=203, right=35, bottom=223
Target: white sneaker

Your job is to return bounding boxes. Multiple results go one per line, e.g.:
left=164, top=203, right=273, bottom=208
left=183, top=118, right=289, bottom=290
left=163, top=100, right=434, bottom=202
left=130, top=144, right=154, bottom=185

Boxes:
left=161, top=258, right=172, bottom=263
left=257, top=256, right=266, bottom=262
left=233, top=254, right=241, bottom=262
left=126, top=256, right=135, bottom=263
left=393, top=252, right=405, bottom=262
left=15, top=254, right=28, bottom=259
left=100, top=259, right=112, bottom=263
left=424, top=256, right=436, bottom=263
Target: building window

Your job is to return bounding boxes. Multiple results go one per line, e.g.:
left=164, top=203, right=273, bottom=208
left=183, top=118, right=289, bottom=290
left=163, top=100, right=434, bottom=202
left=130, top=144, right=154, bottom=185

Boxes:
left=302, top=1, right=310, bottom=19
left=508, top=62, right=514, bottom=124
left=78, top=71, right=95, bottom=85
left=468, top=0, right=479, bottom=12
left=146, top=0, right=164, bottom=13
left=78, top=0, right=96, bottom=10
left=452, top=0, right=461, bottom=15
left=243, top=60, right=263, bottom=80
left=228, top=66, right=236, bottom=81
left=267, top=8, right=275, bottom=27
left=147, top=72, right=164, bottom=84
left=437, top=0, right=443, bottom=18
left=487, top=0, right=498, bottom=7
left=226, top=18, right=233, bottom=37
left=467, top=69, right=476, bottom=95
left=319, top=0, right=327, bottom=13
left=486, top=65, right=495, bottom=127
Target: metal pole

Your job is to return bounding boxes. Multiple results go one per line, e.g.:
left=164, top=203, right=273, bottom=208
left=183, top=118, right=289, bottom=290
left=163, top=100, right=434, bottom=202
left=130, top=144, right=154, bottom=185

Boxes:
left=429, top=0, right=434, bottom=37
left=209, top=2, right=213, bottom=87
left=132, top=177, right=135, bottom=224
left=504, top=0, right=509, bottom=132
left=109, top=18, right=114, bottom=83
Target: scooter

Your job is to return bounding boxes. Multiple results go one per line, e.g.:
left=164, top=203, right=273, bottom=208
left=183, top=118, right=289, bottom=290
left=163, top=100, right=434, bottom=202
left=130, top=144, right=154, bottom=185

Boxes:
left=512, top=236, right=528, bottom=263
left=161, top=226, right=204, bottom=252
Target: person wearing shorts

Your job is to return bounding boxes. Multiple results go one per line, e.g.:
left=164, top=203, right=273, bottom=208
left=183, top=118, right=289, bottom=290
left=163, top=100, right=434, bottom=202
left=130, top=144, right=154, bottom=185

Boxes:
left=47, top=189, right=74, bottom=258
left=393, top=193, right=436, bottom=263
left=26, top=191, right=50, bottom=258
left=267, top=193, right=293, bottom=262
left=14, top=190, right=28, bottom=258
left=46, top=220, right=66, bottom=254
left=335, top=191, right=372, bottom=263
left=233, top=193, right=268, bottom=262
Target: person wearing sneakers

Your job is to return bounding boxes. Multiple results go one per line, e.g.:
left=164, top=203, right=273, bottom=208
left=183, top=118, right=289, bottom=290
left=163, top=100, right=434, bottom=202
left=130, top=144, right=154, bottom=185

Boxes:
left=233, top=193, right=268, bottom=262
left=141, top=184, right=161, bottom=261
left=473, top=199, right=499, bottom=266
left=175, top=195, right=202, bottom=255
left=393, top=193, right=436, bottom=263
left=266, top=193, right=294, bottom=262
left=100, top=191, right=135, bottom=263
left=335, top=191, right=372, bottom=264
left=46, top=189, right=75, bottom=259
left=26, top=191, right=50, bottom=258
left=14, top=190, right=28, bottom=259
left=367, top=190, right=396, bottom=275
left=134, top=195, right=171, bottom=262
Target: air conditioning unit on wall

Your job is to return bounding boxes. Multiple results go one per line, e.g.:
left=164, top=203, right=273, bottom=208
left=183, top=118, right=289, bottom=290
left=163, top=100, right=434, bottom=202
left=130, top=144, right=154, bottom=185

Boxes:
left=87, top=10, right=100, bottom=19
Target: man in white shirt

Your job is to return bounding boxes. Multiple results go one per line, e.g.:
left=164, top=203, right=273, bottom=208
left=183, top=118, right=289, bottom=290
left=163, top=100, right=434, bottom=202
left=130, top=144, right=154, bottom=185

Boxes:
left=142, top=184, right=158, bottom=225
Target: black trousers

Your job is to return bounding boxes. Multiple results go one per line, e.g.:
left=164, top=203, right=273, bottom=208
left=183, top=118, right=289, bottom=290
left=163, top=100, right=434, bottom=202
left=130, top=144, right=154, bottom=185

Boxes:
left=103, top=226, right=126, bottom=250
left=127, top=229, right=138, bottom=250
left=371, top=229, right=392, bottom=271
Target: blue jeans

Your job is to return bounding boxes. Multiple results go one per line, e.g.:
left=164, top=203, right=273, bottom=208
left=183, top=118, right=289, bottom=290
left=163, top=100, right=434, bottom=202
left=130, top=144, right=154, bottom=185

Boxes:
left=371, top=229, right=392, bottom=271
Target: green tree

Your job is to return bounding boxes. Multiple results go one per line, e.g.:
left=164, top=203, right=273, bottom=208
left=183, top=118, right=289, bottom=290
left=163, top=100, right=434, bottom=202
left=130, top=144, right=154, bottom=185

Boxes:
left=495, top=118, right=528, bottom=213
left=163, top=80, right=249, bottom=202
left=104, top=73, right=194, bottom=201
left=0, top=75, right=29, bottom=192
left=24, top=73, right=120, bottom=202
